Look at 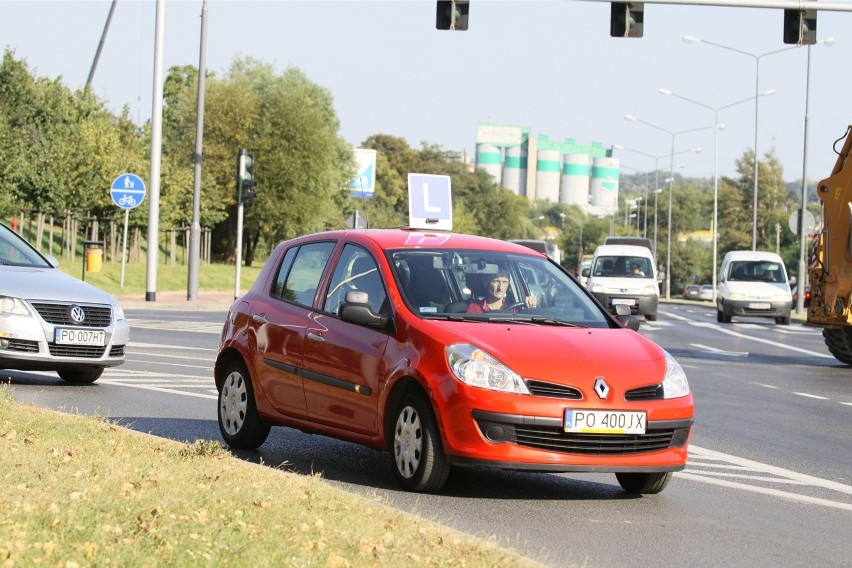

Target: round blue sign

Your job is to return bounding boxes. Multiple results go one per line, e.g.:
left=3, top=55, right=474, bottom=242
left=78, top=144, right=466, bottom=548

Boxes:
left=110, top=173, right=146, bottom=210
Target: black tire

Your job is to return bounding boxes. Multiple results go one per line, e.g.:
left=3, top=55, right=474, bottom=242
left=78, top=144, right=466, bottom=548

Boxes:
left=218, top=360, right=270, bottom=449
left=822, top=328, right=852, bottom=365
left=58, top=367, right=103, bottom=384
left=390, top=392, right=451, bottom=493
left=616, top=471, right=673, bottom=494
left=717, top=303, right=731, bottom=324
left=775, top=314, right=791, bottom=325
left=645, top=312, right=657, bottom=322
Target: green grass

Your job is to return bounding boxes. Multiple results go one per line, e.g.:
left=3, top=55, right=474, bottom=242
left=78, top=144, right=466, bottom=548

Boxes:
left=0, top=389, right=544, bottom=567
left=60, top=258, right=262, bottom=297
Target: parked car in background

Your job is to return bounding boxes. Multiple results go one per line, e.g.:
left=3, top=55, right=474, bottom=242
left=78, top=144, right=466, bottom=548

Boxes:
left=698, top=284, right=714, bottom=301
left=682, top=284, right=701, bottom=300
left=215, top=228, right=693, bottom=495
left=0, top=221, right=129, bottom=383
left=792, top=283, right=811, bottom=307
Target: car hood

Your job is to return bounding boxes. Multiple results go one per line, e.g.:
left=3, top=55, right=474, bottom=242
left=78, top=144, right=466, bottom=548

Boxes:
left=422, top=319, right=666, bottom=387
left=1, top=266, right=118, bottom=305
left=725, top=281, right=791, bottom=298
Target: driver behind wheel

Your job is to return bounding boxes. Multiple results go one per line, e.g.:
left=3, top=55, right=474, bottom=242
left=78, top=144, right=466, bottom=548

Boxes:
left=465, top=265, right=537, bottom=313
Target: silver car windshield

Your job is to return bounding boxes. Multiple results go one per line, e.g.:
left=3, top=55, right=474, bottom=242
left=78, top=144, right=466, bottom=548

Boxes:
left=0, top=223, right=53, bottom=268
left=389, top=249, right=610, bottom=328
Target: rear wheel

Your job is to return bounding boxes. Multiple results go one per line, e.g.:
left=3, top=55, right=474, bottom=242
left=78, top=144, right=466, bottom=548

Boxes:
left=218, top=360, right=270, bottom=449
left=616, top=471, right=673, bottom=494
left=775, top=314, right=791, bottom=325
left=645, top=312, right=657, bottom=322
left=822, top=328, right=852, bottom=365
left=390, top=392, right=450, bottom=493
left=58, top=367, right=103, bottom=384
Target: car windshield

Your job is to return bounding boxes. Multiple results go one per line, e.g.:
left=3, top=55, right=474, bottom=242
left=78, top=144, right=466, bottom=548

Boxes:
left=388, top=248, right=611, bottom=328
left=592, top=255, right=652, bottom=278
left=0, top=223, right=52, bottom=268
left=728, top=260, right=786, bottom=283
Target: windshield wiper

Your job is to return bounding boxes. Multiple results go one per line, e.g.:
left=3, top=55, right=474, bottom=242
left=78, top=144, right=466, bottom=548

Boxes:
left=484, top=315, right=584, bottom=327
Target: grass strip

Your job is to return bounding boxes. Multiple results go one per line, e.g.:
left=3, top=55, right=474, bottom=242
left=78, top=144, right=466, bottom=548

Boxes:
left=0, top=389, right=543, bottom=567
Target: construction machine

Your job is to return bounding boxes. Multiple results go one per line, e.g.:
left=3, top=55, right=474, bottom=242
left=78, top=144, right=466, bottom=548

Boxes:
left=809, top=125, right=852, bottom=364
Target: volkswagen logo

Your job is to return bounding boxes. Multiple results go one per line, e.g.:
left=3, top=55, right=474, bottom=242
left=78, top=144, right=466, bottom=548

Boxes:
left=69, top=305, right=86, bottom=324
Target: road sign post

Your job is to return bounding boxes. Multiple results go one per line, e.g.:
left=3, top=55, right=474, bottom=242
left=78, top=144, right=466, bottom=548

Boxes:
left=111, top=174, right=146, bottom=289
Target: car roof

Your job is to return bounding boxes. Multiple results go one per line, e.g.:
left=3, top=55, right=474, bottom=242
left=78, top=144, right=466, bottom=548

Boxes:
left=285, top=228, right=541, bottom=255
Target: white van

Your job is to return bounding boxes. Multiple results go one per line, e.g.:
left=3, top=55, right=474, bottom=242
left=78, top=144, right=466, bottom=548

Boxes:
left=585, top=244, right=659, bottom=321
left=716, top=251, right=793, bottom=325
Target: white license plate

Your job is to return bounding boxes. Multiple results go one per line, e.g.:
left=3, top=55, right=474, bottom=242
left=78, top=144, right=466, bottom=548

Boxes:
left=564, top=410, right=646, bottom=434
left=747, top=302, right=771, bottom=310
left=55, top=328, right=106, bottom=346
left=612, top=298, right=635, bottom=306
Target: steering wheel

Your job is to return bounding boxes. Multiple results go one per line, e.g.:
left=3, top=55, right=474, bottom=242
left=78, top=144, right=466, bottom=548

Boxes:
left=505, top=301, right=527, bottom=311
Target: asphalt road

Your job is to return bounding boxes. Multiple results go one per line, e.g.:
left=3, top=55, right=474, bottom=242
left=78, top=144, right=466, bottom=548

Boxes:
left=3, top=302, right=851, bottom=567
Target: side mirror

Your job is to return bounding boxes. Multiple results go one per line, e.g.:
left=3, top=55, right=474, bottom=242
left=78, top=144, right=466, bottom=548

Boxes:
left=581, top=267, right=590, bottom=278
left=614, top=303, right=641, bottom=331
left=339, top=290, right=393, bottom=331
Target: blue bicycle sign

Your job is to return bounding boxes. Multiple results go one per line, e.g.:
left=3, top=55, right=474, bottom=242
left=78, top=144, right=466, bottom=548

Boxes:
left=110, top=174, right=146, bottom=210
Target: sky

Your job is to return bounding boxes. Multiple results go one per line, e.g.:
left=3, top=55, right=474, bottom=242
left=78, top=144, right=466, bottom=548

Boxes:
left=2, top=0, right=851, bottom=185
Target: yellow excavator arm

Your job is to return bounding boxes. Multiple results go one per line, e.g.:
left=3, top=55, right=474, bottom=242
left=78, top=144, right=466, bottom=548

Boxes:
left=809, top=126, right=852, bottom=364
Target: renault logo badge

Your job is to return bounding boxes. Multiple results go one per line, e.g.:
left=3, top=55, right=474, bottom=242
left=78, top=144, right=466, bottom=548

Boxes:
left=593, top=377, right=610, bottom=400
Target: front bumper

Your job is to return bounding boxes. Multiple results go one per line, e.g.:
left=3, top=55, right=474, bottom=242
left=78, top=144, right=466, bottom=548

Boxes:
left=723, top=299, right=791, bottom=318
left=0, top=302, right=129, bottom=372
left=592, top=292, right=658, bottom=317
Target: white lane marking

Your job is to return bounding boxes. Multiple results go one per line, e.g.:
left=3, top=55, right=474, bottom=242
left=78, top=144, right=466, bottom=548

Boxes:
left=130, top=320, right=221, bottom=334
left=126, top=351, right=215, bottom=363
left=754, top=383, right=779, bottom=389
left=129, top=342, right=217, bottom=352
left=686, top=444, right=852, bottom=495
left=794, top=392, right=830, bottom=400
left=99, top=378, right=217, bottom=400
left=690, top=343, right=748, bottom=356
left=665, top=314, right=835, bottom=359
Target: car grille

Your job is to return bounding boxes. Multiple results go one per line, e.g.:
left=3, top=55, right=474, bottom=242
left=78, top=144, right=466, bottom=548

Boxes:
left=525, top=379, right=582, bottom=399
left=625, top=383, right=664, bottom=401
left=4, top=339, right=39, bottom=353
left=109, top=345, right=125, bottom=357
left=30, top=302, right=112, bottom=327
left=48, top=344, right=107, bottom=358
left=513, top=425, right=677, bottom=454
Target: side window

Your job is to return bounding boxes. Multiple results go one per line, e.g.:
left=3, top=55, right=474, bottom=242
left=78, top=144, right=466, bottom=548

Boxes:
left=273, top=241, right=335, bottom=308
left=324, top=245, right=388, bottom=316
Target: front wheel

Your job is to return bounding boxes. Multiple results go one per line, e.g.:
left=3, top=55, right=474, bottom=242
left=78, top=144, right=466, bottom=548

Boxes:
left=616, top=471, right=673, bottom=494
left=58, top=367, right=104, bottom=384
left=218, top=360, right=270, bottom=449
left=775, top=314, right=791, bottom=325
left=822, top=328, right=852, bottom=365
left=645, top=312, right=657, bottom=322
left=390, top=392, right=450, bottom=493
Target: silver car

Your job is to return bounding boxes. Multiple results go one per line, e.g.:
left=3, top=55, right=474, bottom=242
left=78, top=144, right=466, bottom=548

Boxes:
left=0, top=222, right=129, bottom=383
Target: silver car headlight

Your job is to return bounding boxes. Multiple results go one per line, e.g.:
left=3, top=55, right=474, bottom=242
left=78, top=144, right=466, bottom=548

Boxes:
left=113, top=303, right=126, bottom=321
left=662, top=350, right=690, bottom=399
left=446, top=343, right=530, bottom=395
left=0, top=296, right=32, bottom=317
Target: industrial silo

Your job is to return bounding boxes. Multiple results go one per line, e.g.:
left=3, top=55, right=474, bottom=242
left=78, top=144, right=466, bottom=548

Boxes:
left=590, top=157, right=620, bottom=215
left=476, top=144, right=503, bottom=185
left=502, top=145, right=527, bottom=196
left=535, top=149, right=561, bottom=202
left=560, top=153, right=591, bottom=207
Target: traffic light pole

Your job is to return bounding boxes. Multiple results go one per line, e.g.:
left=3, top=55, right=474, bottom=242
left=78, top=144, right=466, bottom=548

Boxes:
left=234, top=199, right=244, bottom=301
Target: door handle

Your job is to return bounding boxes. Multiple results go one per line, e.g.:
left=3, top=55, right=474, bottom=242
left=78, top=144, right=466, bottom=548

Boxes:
left=252, top=314, right=268, bottom=324
left=307, top=332, right=325, bottom=343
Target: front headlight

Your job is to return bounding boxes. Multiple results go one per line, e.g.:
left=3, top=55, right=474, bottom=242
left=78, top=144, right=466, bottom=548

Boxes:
left=662, top=350, right=690, bottom=399
left=0, top=296, right=32, bottom=317
left=591, top=283, right=604, bottom=293
left=446, top=343, right=530, bottom=395
left=113, top=303, right=126, bottom=321
left=643, top=285, right=657, bottom=295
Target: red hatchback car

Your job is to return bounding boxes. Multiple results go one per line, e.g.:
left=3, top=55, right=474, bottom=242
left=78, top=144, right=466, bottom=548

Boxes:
left=215, top=229, right=693, bottom=494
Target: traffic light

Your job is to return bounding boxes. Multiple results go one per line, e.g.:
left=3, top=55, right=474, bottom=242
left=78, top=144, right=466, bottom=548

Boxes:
left=436, top=0, right=469, bottom=31
left=236, top=148, right=257, bottom=204
left=783, top=8, right=817, bottom=45
left=610, top=2, right=644, bottom=38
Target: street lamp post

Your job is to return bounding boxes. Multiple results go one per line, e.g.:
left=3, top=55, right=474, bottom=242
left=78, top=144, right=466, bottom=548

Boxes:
left=613, top=145, right=701, bottom=259
left=623, top=115, right=714, bottom=299
left=682, top=34, right=834, bottom=251
left=658, top=88, right=774, bottom=301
